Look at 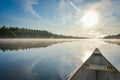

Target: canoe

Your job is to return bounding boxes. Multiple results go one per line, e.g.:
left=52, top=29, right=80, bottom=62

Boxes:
left=67, top=48, right=120, bottom=80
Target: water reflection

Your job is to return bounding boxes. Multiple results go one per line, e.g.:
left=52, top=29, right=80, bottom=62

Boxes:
left=0, top=39, right=120, bottom=80
left=104, top=39, right=120, bottom=46
left=0, top=39, right=72, bottom=52
left=82, top=52, right=91, bottom=62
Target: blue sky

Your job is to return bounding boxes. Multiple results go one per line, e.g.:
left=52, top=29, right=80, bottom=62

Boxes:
left=0, top=0, right=120, bottom=38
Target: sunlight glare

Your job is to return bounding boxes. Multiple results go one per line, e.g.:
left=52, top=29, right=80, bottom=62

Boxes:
left=82, top=52, right=91, bottom=62
left=81, top=11, right=99, bottom=27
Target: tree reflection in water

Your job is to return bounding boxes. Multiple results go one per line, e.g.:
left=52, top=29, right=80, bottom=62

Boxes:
left=0, top=39, right=72, bottom=52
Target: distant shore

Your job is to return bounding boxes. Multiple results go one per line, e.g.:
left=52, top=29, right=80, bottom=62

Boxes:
left=0, top=26, right=87, bottom=39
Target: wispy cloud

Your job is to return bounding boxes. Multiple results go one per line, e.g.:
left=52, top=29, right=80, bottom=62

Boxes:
left=58, top=0, right=66, bottom=10
left=56, top=0, right=120, bottom=37
left=66, top=0, right=80, bottom=13
left=9, top=0, right=120, bottom=38
left=57, top=0, right=81, bottom=25
left=22, top=0, right=41, bottom=18
left=88, top=0, right=120, bottom=35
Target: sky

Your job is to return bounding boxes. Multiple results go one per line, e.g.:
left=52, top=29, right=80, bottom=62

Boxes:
left=0, top=0, right=120, bottom=38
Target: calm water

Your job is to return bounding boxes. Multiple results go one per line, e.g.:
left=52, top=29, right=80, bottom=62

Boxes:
left=0, top=39, right=120, bottom=80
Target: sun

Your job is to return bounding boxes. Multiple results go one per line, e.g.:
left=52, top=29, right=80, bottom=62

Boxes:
left=81, top=10, right=99, bottom=27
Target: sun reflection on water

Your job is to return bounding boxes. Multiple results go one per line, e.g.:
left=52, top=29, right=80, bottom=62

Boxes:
left=82, top=52, right=92, bottom=62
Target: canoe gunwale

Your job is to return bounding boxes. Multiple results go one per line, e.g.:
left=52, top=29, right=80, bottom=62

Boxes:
left=67, top=48, right=120, bottom=80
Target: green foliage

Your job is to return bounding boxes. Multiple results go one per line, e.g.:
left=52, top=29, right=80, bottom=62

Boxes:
left=0, top=25, right=81, bottom=38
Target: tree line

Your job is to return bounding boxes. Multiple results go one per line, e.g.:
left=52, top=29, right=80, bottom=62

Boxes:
left=104, top=33, right=120, bottom=39
left=0, top=25, right=81, bottom=38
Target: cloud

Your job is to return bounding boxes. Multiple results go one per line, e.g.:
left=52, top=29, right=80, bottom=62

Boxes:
left=15, top=0, right=120, bottom=38
left=87, top=0, right=120, bottom=35
left=57, top=0, right=81, bottom=25
left=66, top=0, right=80, bottom=13
left=58, top=0, right=80, bottom=13
left=86, top=0, right=120, bottom=22
left=58, top=0, right=66, bottom=10
left=22, top=0, right=41, bottom=18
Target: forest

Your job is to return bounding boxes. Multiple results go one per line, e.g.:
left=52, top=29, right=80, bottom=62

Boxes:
left=0, top=25, right=82, bottom=38
left=104, top=33, right=120, bottom=39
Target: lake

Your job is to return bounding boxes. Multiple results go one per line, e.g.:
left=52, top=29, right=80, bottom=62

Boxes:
left=0, top=39, right=120, bottom=80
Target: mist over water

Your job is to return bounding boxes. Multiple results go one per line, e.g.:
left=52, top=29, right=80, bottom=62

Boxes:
left=0, top=39, right=120, bottom=80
